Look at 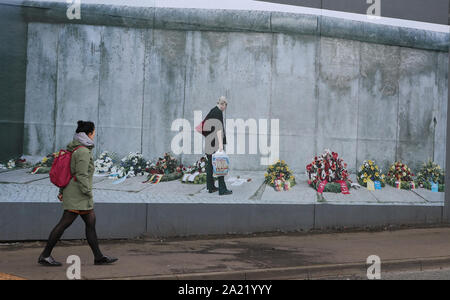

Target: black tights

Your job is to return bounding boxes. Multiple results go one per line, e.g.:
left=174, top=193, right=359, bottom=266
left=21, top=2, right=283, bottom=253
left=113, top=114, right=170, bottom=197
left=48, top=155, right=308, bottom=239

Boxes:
left=41, top=210, right=103, bottom=260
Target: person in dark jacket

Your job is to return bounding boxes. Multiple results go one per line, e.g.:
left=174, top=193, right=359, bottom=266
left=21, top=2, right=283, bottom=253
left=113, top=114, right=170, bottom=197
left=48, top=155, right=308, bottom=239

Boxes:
left=38, top=121, right=118, bottom=266
left=203, top=97, right=232, bottom=196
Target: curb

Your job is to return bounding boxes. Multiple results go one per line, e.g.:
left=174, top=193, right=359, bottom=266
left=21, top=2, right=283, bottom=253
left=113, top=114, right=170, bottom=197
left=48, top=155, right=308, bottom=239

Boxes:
left=93, top=256, right=450, bottom=280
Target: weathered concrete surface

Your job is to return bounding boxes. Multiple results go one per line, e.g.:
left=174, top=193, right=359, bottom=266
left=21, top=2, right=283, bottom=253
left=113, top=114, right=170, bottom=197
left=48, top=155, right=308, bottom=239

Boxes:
left=146, top=203, right=316, bottom=237
left=20, top=1, right=449, bottom=51
left=19, top=7, right=449, bottom=174
left=317, top=37, right=360, bottom=172
left=0, top=203, right=147, bottom=241
left=397, top=48, right=440, bottom=171
left=54, top=24, right=102, bottom=156
left=24, top=23, right=60, bottom=156
left=271, top=33, right=317, bottom=171
left=314, top=204, right=442, bottom=229
left=356, top=43, right=399, bottom=173
left=97, top=26, right=146, bottom=156
left=142, top=29, right=186, bottom=161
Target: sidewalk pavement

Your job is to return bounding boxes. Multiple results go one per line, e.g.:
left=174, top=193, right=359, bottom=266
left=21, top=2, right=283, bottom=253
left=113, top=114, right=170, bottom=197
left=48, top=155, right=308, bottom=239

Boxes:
left=1, top=227, right=450, bottom=280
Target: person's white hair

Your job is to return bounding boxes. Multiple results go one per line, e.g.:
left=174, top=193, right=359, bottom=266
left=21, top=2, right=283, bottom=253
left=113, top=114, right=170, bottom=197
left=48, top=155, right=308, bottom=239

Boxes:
left=217, top=96, right=228, bottom=105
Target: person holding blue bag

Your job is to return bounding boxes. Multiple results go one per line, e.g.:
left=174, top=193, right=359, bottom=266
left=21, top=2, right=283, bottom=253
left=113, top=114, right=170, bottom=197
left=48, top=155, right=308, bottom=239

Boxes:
left=203, top=97, right=232, bottom=196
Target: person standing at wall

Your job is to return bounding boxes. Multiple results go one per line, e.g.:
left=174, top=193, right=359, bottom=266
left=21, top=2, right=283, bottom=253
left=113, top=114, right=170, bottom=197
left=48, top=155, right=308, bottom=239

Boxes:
left=38, top=121, right=118, bottom=266
left=204, top=97, right=233, bottom=196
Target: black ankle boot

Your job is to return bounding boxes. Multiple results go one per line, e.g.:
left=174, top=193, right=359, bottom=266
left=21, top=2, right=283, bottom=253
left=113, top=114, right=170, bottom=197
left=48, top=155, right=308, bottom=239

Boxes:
left=38, top=255, right=62, bottom=267
left=94, top=255, right=118, bottom=265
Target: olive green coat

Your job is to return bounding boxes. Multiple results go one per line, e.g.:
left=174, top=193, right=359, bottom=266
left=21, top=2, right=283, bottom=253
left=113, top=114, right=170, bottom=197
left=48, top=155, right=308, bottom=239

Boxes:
left=60, top=139, right=95, bottom=211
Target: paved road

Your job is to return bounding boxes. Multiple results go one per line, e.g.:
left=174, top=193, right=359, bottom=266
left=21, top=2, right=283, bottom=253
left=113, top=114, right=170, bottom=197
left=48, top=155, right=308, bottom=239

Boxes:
left=2, top=227, right=450, bottom=280
left=320, top=267, right=450, bottom=280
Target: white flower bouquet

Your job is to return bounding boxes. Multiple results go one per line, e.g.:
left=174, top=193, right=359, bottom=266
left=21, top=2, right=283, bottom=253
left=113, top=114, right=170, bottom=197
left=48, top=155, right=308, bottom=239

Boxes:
left=94, top=151, right=118, bottom=174
left=111, top=152, right=148, bottom=178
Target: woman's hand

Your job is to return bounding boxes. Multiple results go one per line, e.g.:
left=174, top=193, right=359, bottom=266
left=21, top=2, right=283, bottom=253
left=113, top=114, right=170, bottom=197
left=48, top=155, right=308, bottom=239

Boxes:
left=57, top=193, right=63, bottom=202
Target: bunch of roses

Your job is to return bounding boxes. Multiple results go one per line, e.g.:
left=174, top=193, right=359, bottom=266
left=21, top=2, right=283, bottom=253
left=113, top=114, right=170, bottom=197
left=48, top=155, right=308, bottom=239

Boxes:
left=146, top=152, right=183, bottom=182
left=357, top=160, right=386, bottom=188
left=385, top=161, right=415, bottom=189
left=146, top=152, right=182, bottom=175
left=182, top=155, right=207, bottom=175
left=264, top=160, right=296, bottom=188
left=181, top=156, right=213, bottom=184
left=94, top=151, right=118, bottom=174
left=306, top=149, right=350, bottom=189
left=111, top=152, right=148, bottom=178
left=415, top=159, right=445, bottom=191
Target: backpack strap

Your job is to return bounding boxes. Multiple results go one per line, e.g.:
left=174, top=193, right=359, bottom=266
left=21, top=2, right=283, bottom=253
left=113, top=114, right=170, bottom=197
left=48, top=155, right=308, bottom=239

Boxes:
left=72, top=145, right=87, bottom=153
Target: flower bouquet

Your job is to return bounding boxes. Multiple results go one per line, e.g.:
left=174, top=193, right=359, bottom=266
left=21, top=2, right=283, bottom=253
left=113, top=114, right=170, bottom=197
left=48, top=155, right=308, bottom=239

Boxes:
left=385, top=161, right=415, bottom=190
left=306, top=149, right=351, bottom=193
left=357, top=160, right=386, bottom=188
left=9, top=157, right=31, bottom=169
left=181, top=155, right=209, bottom=184
left=415, top=159, right=445, bottom=192
left=111, top=152, right=148, bottom=178
left=264, top=160, right=296, bottom=191
left=30, top=153, right=57, bottom=174
left=146, top=152, right=183, bottom=182
left=94, top=151, right=118, bottom=174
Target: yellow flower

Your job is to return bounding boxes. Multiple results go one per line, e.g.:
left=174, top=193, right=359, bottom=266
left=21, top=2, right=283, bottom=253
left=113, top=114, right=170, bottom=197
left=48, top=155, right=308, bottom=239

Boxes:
left=281, top=160, right=285, bottom=164
left=369, top=160, right=373, bottom=165
left=42, top=157, right=48, bottom=163
left=371, top=166, right=374, bottom=171
left=364, top=173, right=368, bottom=177
left=363, top=178, right=367, bottom=183
left=375, top=172, right=379, bottom=177
left=264, top=173, right=268, bottom=177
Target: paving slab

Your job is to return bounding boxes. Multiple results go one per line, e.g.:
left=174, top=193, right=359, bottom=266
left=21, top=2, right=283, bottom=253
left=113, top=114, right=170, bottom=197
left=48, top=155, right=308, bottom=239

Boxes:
left=412, top=188, right=445, bottom=203
left=0, top=169, right=48, bottom=184
left=191, top=171, right=265, bottom=203
left=368, top=185, right=427, bottom=204
left=29, top=175, right=108, bottom=186
left=260, top=180, right=316, bottom=204
left=140, top=180, right=204, bottom=197
left=323, top=187, right=379, bottom=204
left=93, top=175, right=150, bottom=192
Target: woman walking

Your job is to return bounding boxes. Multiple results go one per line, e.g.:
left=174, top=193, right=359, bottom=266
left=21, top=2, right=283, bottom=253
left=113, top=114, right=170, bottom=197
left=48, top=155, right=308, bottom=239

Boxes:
left=38, top=121, right=118, bottom=266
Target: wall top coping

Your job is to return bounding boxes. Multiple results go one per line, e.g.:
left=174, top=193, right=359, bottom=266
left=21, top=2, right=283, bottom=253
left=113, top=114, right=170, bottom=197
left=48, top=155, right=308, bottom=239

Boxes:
left=9, top=0, right=450, bottom=51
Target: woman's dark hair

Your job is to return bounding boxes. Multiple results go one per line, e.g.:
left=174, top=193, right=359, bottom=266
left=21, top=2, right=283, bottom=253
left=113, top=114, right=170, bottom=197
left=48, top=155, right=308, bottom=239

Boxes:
left=76, top=120, right=95, bottom=135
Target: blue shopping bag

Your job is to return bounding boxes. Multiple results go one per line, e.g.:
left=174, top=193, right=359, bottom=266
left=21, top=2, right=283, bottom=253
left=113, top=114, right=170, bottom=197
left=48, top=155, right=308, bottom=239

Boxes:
left=212, top=151, right=230, bottom=176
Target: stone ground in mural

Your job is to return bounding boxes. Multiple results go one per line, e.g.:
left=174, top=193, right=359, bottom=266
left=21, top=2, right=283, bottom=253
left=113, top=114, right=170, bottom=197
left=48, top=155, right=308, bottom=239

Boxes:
left=0, top=168, right=444, bottom=206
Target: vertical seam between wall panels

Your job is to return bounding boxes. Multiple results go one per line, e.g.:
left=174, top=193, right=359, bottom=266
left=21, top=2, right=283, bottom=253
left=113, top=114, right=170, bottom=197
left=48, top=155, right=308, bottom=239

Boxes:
left=53, top=24, right=61, bottom=153
left=314, top=16, right=321, bottom=157
left=355, top=41, right=361, bottom=173
left=141, top=29, right=147, bottom=155
left=96, top=27, right=104, bottom=159
left=181, top=31, right=189, bottom=165
left=395, top=48, right=401, bottom=161
left=269, top=33, right=274, bottom=124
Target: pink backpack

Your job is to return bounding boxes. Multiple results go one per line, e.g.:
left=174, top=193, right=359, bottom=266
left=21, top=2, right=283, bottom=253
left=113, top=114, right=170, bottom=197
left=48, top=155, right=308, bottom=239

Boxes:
left=49, top=146, right=86, bottom=188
